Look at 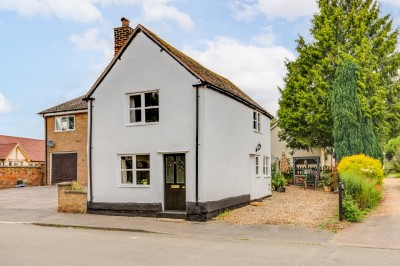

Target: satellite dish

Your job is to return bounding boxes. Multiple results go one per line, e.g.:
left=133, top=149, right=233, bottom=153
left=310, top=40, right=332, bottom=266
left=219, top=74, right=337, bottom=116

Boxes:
left=47, top=140, right=54, bottom=147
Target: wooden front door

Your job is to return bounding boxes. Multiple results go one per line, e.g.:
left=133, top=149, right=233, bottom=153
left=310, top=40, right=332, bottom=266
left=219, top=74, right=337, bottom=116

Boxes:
left=164, top=154, right=186, bottom=210
left=51, top=153, right=77, bottom=184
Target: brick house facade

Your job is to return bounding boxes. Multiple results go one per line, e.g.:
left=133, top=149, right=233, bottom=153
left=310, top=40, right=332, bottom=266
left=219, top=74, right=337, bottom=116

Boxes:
left=39, top=96, right=88, bottom=185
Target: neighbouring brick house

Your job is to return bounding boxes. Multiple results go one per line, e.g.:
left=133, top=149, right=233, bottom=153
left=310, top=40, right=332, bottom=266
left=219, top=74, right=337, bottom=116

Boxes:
left=0, top=135, right=45, bottom=188
left=39, top=95, right=88, bottom=185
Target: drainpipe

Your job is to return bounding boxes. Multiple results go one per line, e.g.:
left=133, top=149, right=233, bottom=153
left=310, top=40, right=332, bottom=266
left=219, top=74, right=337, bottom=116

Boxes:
left=193, top=81, right=205, bottom=206
left=43, top=115, right=48, bottom=186
left=88, top=98, right=94, bottom=202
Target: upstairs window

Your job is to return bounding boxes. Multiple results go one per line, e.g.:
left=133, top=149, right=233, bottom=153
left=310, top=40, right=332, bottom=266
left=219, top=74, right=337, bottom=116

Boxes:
left=253, top=111, right=260, bottom=132
left=128, top=91, right=159, bottom=124
left=55, top=116, right=75, bottom=132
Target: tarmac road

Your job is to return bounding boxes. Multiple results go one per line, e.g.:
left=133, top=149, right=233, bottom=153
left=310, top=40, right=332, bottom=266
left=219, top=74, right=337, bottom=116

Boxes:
left=1, top=222, right=399, bottom=266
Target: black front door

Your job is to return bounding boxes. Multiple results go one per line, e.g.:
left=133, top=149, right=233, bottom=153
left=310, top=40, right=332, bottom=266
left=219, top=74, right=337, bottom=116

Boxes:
left=164, top=154, right=186, bottom=210
left=52, top=153, right=77, bottom=184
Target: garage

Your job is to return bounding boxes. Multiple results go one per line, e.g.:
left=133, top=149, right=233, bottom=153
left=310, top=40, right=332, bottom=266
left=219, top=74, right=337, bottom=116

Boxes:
left=51, top=153, right=77, bottom=184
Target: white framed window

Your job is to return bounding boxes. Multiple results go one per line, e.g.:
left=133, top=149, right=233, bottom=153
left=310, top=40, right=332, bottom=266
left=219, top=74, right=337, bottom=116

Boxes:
left=255, top=156, right=260, bottom=176
left=119, top=154, right=150, bottom=186
left=127, top=91, right=159, bottom=125
left=263, top=156, right=269, bottom=176
left=55, top=115, right=75, bottom=132
left=253, top=111, right=261, bottom=132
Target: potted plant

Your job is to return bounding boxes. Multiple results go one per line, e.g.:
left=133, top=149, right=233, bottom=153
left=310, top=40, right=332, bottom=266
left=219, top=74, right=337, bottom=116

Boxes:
left=272, top=173, right=287, bottom=192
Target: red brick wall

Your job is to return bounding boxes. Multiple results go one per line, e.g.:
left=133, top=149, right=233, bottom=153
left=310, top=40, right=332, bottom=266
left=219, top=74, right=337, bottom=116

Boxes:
left=0, top=165, right=45, bottom=189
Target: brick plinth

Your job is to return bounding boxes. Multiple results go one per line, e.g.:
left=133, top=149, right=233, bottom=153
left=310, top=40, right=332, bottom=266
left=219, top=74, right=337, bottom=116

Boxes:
left=58, top=182, right=87, bottom=213
left=0, top=165, right=44, bottom=189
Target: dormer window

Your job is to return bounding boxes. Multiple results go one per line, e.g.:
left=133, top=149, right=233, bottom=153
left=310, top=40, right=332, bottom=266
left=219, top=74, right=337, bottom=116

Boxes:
left=55, top=116, right=75, bottom=132
left=253, top=111, right=261, bottom=132
left=128, top=91, right=159, bottom=125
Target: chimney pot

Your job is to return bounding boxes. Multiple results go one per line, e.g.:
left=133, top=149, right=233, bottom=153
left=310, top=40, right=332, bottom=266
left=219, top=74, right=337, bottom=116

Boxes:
left=121, top=17, right=130, bottom=27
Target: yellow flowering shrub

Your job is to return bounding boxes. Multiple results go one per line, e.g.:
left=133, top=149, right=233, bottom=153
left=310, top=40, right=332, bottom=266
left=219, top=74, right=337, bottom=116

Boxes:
left=338, top=154, right=384, bottom=184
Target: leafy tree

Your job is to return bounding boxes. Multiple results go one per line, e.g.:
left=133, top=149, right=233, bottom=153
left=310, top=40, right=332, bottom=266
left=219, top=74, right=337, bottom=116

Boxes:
left=331, top=59, right=363, bottom=161
left=384, top=136, right=400, bottom=161
left=278, top=0, right=400, bottom=152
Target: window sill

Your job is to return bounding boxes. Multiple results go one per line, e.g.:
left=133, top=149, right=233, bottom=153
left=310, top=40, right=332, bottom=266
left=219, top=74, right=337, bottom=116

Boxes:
left=253, top=130, right=263, bottom=134
left=264, top=175, right=271, bottom=178
left=54, top=129, right=75, bottom=133
left=117, top=184, right=151, bottom=188
left=125, top=122, right=159, bottom=127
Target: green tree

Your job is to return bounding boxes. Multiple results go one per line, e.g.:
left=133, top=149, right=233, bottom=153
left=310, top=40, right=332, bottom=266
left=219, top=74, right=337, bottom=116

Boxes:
left=278, top=0, right=400, bottom=152
left=331, top=59, right=364, bottom=161
left=361, top=117, right=382, bottom=160
left=384, top=136, right=400, bottom=161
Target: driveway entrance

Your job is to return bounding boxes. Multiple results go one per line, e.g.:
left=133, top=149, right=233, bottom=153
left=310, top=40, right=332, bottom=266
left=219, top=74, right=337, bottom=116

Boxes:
left=0, top=186, right=57, bottom=222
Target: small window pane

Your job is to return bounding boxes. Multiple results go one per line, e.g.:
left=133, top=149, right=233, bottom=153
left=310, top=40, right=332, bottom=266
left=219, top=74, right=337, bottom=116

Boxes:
left=137, top=171, right=150, bottom=185
left=145, top=108, right=159, bottom=122
left=121, top=170, right=133, bottom=184
left=176, top=156, right=185, bottom=183
left=55, top=118, right=61, bottom=131
left=253, top=121, right=257, bottom=130
left=145, top=92, right=159, bottom=107
left=166, top=156, right=174, bottom=183
left=130, top=95, right=141, bottom=108
left=61, top=117, right=68, bottom=130
left=130, top=109, right=142, bottom=123
left=253, top=111, right=256, bottom=120
left=121, top=156, right=133, bottom=169
left=68, top=116, right=74, bottom=130
left=136, top=155, right=150, bottom=169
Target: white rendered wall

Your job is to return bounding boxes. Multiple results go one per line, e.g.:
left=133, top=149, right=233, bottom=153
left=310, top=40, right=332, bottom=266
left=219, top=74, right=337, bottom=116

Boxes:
left=90, top=32, right=199, bottom=205
left=199, top=88, right=272, bottom=201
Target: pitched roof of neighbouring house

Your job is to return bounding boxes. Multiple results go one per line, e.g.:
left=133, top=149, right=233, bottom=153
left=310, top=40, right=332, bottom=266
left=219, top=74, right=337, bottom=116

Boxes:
left=85, top=24, right=274, bottom=118
left=39, top=95, right=87, bottom=115
left=0, top=135, right=45, bottom=162
left=0, top=143, right=18, bottom=160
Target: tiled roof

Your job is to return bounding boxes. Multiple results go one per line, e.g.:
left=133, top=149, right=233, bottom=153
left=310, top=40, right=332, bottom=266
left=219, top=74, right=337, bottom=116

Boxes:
left=0, top=143, right=17, bottom=160
left=0, top=135, right=45, bottom=162
left=85, top=24, right=273, bottom=118
left=39, top=95, right=87, bottom=115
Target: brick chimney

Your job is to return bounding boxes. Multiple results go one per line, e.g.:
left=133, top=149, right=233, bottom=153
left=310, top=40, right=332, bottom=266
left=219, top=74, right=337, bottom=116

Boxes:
left=114, top=17, right=133, bottom=56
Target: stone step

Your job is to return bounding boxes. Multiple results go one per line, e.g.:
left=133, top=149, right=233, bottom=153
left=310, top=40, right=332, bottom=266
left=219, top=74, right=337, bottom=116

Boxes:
left=156, top=211, right=187, bottom=220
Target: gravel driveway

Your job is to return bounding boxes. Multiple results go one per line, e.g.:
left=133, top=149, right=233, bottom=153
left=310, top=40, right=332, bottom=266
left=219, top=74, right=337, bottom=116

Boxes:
left=216, top=185, right=338, bottom=228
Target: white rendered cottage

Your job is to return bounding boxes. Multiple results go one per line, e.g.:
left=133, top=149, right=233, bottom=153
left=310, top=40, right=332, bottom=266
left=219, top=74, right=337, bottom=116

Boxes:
left=85, top=18, right=273, bottom=220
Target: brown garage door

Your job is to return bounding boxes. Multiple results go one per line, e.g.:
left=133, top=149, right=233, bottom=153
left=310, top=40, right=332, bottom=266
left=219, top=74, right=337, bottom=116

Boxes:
left=51, top=153, right=77, bottom=184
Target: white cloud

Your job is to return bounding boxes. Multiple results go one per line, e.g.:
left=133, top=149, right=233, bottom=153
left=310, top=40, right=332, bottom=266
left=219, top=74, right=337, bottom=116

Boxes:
left=231, top=0, right=317, bottom=21
left=69, top=28, right=113, bottom=59
left=0, top=92, right=12, bottom=114
left=0, top=0, right=102, bottom=23
left=98, top=0, right=194, bottom=30
left=184, top=32, right=295, bottom=116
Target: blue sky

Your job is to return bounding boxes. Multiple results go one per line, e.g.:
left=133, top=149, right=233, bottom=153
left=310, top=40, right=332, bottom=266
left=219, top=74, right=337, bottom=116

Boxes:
left=0, top=0, right=399, bottom=139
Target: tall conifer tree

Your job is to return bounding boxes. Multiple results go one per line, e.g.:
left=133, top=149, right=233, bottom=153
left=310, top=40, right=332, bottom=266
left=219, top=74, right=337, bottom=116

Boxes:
left=331, top=59, right=364, bottom=161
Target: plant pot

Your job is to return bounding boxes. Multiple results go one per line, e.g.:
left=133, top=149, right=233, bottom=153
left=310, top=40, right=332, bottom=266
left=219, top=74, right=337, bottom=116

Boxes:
left=277, top=187, right=286, bottom=193
left=323, top=185, right=331, bottom=192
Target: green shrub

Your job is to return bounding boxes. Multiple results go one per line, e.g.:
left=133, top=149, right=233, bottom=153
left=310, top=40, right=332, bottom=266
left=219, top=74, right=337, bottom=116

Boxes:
left=338, top=154, right=384, bottom=184
left=341, top=170, right=382, bottom=211
left=342, top=195, right=363, bottom=222
left=71, top=181, right=85, bottom=192
left=271, top=173, right=286, bottom=190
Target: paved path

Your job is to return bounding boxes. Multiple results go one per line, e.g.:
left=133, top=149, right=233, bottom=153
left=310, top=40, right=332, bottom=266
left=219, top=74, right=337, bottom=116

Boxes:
left=332, top=176, right=400, bottom=249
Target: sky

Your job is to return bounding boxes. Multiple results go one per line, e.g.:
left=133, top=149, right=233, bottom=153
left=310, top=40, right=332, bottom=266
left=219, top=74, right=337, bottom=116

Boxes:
left=0, top=0, right=399, bottom=140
